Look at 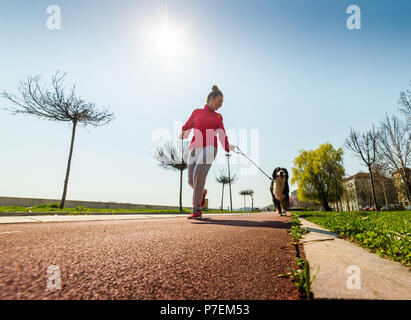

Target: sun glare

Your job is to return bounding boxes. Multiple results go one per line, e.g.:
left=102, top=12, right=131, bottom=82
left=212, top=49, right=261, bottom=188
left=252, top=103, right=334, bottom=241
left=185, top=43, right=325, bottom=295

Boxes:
left=148, top=21, right=187, bottom=62
left=155, top=26, right=178, bottom=51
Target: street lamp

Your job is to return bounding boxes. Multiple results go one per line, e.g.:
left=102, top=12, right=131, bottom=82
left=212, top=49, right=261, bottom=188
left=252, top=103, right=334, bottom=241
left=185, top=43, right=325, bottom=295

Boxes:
left=226, top=153, right=233, bottom=211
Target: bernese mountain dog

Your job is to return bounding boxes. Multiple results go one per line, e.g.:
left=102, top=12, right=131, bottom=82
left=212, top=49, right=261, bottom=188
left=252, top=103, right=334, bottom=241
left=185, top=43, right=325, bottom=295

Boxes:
left=270, top=167, right=290, bottom=216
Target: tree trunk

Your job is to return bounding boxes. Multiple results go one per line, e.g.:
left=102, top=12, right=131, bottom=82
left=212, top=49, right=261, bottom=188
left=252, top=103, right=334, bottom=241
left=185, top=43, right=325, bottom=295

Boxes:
left=321, top=194, right=332, bottom=211
left=221, top=183, right=225, bottom=211
left=381, top=177, right=388, bottom=206
left=401, top=168, right=411, bottom=203
left=179, top=169, right=183, bottom=212
left=243, top=195, right=246, bottom=211
left=60, top=119, right=77, bottom=209
left=227, top=156, right=233, bottom=211
left=334, top=177, right=339, bottom=211
left=368, top=166, right=379, bottom=212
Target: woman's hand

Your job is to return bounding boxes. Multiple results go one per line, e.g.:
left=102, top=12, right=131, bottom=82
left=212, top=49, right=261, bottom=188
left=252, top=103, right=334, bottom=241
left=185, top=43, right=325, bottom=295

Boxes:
left=228, top=144, right=236, bottom=152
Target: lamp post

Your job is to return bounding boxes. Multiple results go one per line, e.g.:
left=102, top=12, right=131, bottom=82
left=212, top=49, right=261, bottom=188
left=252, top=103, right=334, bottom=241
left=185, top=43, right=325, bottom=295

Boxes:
left=226, top=153, right=233, bottom=211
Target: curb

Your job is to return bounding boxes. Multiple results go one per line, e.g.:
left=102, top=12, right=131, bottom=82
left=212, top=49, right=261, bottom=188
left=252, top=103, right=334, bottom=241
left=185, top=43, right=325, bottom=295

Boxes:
left=299, top=218, right=411, bottom=300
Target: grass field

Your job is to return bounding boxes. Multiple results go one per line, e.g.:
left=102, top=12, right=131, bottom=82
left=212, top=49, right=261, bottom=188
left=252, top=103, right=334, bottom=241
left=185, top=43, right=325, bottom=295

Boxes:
left=295, top=211, right=411, bottom=267
left=0, top=203, right=244, bottom=214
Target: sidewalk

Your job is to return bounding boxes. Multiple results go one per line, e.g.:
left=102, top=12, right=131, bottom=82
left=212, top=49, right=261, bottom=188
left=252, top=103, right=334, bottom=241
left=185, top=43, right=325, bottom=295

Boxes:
left=0, top=212, right=253, bottom=224
left=300, top=218, right=411, bottom=300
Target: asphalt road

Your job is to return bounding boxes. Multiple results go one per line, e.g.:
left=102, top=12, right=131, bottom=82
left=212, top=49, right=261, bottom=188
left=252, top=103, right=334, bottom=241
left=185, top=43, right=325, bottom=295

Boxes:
left=0, top=212, right=301, bottom=300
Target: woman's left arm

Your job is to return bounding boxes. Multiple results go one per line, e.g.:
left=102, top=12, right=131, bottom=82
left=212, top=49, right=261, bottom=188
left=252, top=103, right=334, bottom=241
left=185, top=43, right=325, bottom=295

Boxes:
left=216, top=114, right=231, bottom=152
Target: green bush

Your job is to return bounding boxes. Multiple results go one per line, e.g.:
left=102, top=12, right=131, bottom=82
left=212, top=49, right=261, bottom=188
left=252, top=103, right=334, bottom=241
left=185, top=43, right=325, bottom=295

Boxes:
left=74, top=206, right=87, bottom=211
left=32, top=203, right=60, bottom=210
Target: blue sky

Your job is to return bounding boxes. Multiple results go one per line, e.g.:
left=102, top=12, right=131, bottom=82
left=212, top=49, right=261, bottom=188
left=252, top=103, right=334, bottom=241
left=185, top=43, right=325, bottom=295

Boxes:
left=0, top=0, right=410, bottom=209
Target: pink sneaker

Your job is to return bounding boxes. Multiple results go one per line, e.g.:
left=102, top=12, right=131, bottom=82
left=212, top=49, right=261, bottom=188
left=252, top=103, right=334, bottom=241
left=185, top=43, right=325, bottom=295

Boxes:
left=201, top=189, right=208, bottom=208
left=187, top=211, right=202, bottom=220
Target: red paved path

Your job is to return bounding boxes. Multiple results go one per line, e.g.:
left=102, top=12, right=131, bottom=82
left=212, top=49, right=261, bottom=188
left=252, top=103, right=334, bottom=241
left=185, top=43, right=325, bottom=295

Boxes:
left=0, top=213, right=302, bottom=299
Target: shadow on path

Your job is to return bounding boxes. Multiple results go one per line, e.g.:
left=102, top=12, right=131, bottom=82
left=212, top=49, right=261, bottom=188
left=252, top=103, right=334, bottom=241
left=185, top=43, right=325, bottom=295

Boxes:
left=305, top=227, right=339, bottom=237
left=191, top=218, right=290, bottom=229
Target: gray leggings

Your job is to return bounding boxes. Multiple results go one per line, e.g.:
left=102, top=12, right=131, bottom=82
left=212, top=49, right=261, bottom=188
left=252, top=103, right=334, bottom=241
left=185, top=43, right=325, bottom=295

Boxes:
left=187, top=146, right=217, bottom=212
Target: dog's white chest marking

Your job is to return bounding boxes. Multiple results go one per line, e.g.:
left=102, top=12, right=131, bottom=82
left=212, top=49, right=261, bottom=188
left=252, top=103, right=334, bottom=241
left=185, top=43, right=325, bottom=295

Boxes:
left=273, top=179, right=285, bottom=201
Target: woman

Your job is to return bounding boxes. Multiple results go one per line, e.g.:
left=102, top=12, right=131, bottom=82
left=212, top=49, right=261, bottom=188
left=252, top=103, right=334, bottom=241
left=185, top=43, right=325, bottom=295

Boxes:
left=180, top=85, right=235, bottom=219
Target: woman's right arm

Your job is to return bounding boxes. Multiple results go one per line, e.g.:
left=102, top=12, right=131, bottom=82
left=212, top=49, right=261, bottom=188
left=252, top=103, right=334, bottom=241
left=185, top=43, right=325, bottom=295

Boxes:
left=180, top=109, right=196, bottom=139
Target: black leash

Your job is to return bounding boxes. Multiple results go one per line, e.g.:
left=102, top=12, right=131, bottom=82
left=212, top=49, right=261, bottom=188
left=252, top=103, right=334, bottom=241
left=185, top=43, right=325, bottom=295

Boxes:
left=232, top=146, right=272, bottom=181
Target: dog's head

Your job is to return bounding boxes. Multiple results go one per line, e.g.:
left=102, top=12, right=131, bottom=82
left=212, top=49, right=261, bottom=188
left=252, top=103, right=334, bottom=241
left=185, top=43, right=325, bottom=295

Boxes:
left=272, top=167, right=289, bottom=182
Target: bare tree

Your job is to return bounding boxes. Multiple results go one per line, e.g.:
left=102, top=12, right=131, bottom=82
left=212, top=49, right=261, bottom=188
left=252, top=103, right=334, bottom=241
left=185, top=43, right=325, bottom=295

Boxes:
left=399, top=81, right=411, bottom=123
left=239, top=190, right=248, bottom=211
left=373, top=162, right=389, bottom=206
left=215, top=169, right=237, bottom=211
left=344, top=126, right=380, bottom=211
left=239, top=189, right=254, bottom=212
left=378, top=114, right=411, bottom=203
left=1, top=72, right=114, bottom=209
left=372, top=161, right=398, bottom=207
left=356, top=178, right=372, bottom=207
left=248, top=189, right=255, bottom=212
left=152, top=139, right=189, bottom=212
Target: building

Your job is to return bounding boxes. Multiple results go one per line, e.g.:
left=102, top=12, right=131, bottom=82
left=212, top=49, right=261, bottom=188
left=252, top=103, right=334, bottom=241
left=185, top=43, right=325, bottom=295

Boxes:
left=391, top=168, right=411, bottom=207
left=341, top=172, right=398, bottom=211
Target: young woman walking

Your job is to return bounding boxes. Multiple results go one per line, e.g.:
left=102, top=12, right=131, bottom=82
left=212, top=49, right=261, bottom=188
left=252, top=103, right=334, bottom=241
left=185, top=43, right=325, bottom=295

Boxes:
left=180, top=85, right=235, bottom=219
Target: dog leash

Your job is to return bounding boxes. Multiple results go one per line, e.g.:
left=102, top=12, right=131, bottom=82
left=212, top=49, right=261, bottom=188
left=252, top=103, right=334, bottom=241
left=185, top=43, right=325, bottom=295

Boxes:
left=232, top=146, right=273, bottom=181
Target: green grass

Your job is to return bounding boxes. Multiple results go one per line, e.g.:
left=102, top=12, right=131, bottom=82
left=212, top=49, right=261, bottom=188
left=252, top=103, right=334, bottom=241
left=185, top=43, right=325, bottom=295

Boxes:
left=295, top=211, right=411, bottom=267
left=0, top=203, right=244, bottom=214
left=280, top=213, right=317, bottom=299
left=288, top=214, right=310, bottom=242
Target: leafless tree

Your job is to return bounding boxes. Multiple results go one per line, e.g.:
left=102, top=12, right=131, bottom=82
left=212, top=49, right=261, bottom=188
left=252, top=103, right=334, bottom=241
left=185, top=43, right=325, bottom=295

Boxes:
left=152, top=139, right=189, bottom=212
left=1, top=72, right=114, bottom=209
left=248, top=189, right=255, bottom=212
left=344, top=126, right=380, bottom=211
left=215, top=169, right=237, bottom=211
left=356, top=178, right=372, bottom=207
left=399, top=81, right=411, bottom=128
left=372, top=161, right=398, bottom=206
left=239, top=190, right=248, bottom=211
left=239, top=189, right=254, bottom=212
left=378, top=114, right=411, bottom=203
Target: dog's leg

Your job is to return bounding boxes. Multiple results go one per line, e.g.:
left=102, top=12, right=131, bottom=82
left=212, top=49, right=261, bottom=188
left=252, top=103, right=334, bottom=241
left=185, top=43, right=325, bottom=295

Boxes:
left=273, top=199, right=281, bottom=216
left=282, top=198, right=289, bottom=216
left=278, top=204, right=283, bottom=216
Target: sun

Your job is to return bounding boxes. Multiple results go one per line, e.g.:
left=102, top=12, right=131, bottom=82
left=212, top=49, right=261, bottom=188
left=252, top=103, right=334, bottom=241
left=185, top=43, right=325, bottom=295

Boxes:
left=148, top=20, right=187, bottom=61
left=137, top=10, right=190, bottom=65
left=154, top=25, right=178, bottom=52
